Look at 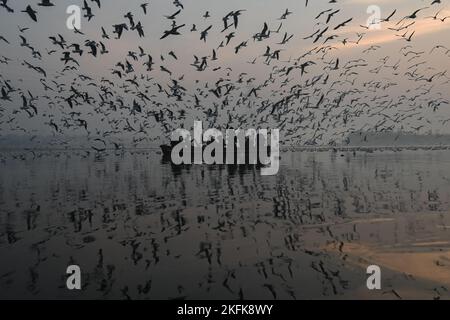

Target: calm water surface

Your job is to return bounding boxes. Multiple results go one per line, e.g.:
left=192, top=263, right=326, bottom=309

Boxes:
left=1, top=149, right=450, bottom=299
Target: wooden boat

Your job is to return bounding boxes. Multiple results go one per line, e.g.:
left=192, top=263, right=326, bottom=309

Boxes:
left=160, top=137, right=271, bottom=165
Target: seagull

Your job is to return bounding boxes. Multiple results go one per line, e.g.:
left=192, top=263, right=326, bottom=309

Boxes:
left=279, top=9, right=292, bottom=20
left=22, top=5, right=37, bottom=22
left=37, top=0, right=54, bottom=7
left=160, top=24, right=185, bottom=39
left=141, top=3, right=149, bottom=15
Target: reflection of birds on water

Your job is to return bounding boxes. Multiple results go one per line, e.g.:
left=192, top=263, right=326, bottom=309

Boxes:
left=0, top=149, right=450, bottom=299
left=383, top=289, right=402, bottom=299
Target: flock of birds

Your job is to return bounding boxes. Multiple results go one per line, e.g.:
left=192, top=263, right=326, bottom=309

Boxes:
left=0, top=0, right=450, bottom=150
left=2, top=0, right=450, bottom=300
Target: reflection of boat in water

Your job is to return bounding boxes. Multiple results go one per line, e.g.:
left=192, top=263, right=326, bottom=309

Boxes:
left=160, top=144, right=174, bottom=161
left=160, top=136, right=271, bottom=165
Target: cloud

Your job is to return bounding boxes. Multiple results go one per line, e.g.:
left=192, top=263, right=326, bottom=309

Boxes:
left=335, top=12, right=450, bottom=49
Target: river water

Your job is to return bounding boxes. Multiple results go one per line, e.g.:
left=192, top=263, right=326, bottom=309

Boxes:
left=0, top=149, right=450, bottom=299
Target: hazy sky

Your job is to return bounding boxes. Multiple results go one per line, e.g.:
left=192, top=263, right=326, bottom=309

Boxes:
left=1, top=0, right=450, bottom=146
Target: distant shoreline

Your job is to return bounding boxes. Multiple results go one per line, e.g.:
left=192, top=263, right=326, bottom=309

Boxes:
left=2, top=144, right=450, bottom=153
